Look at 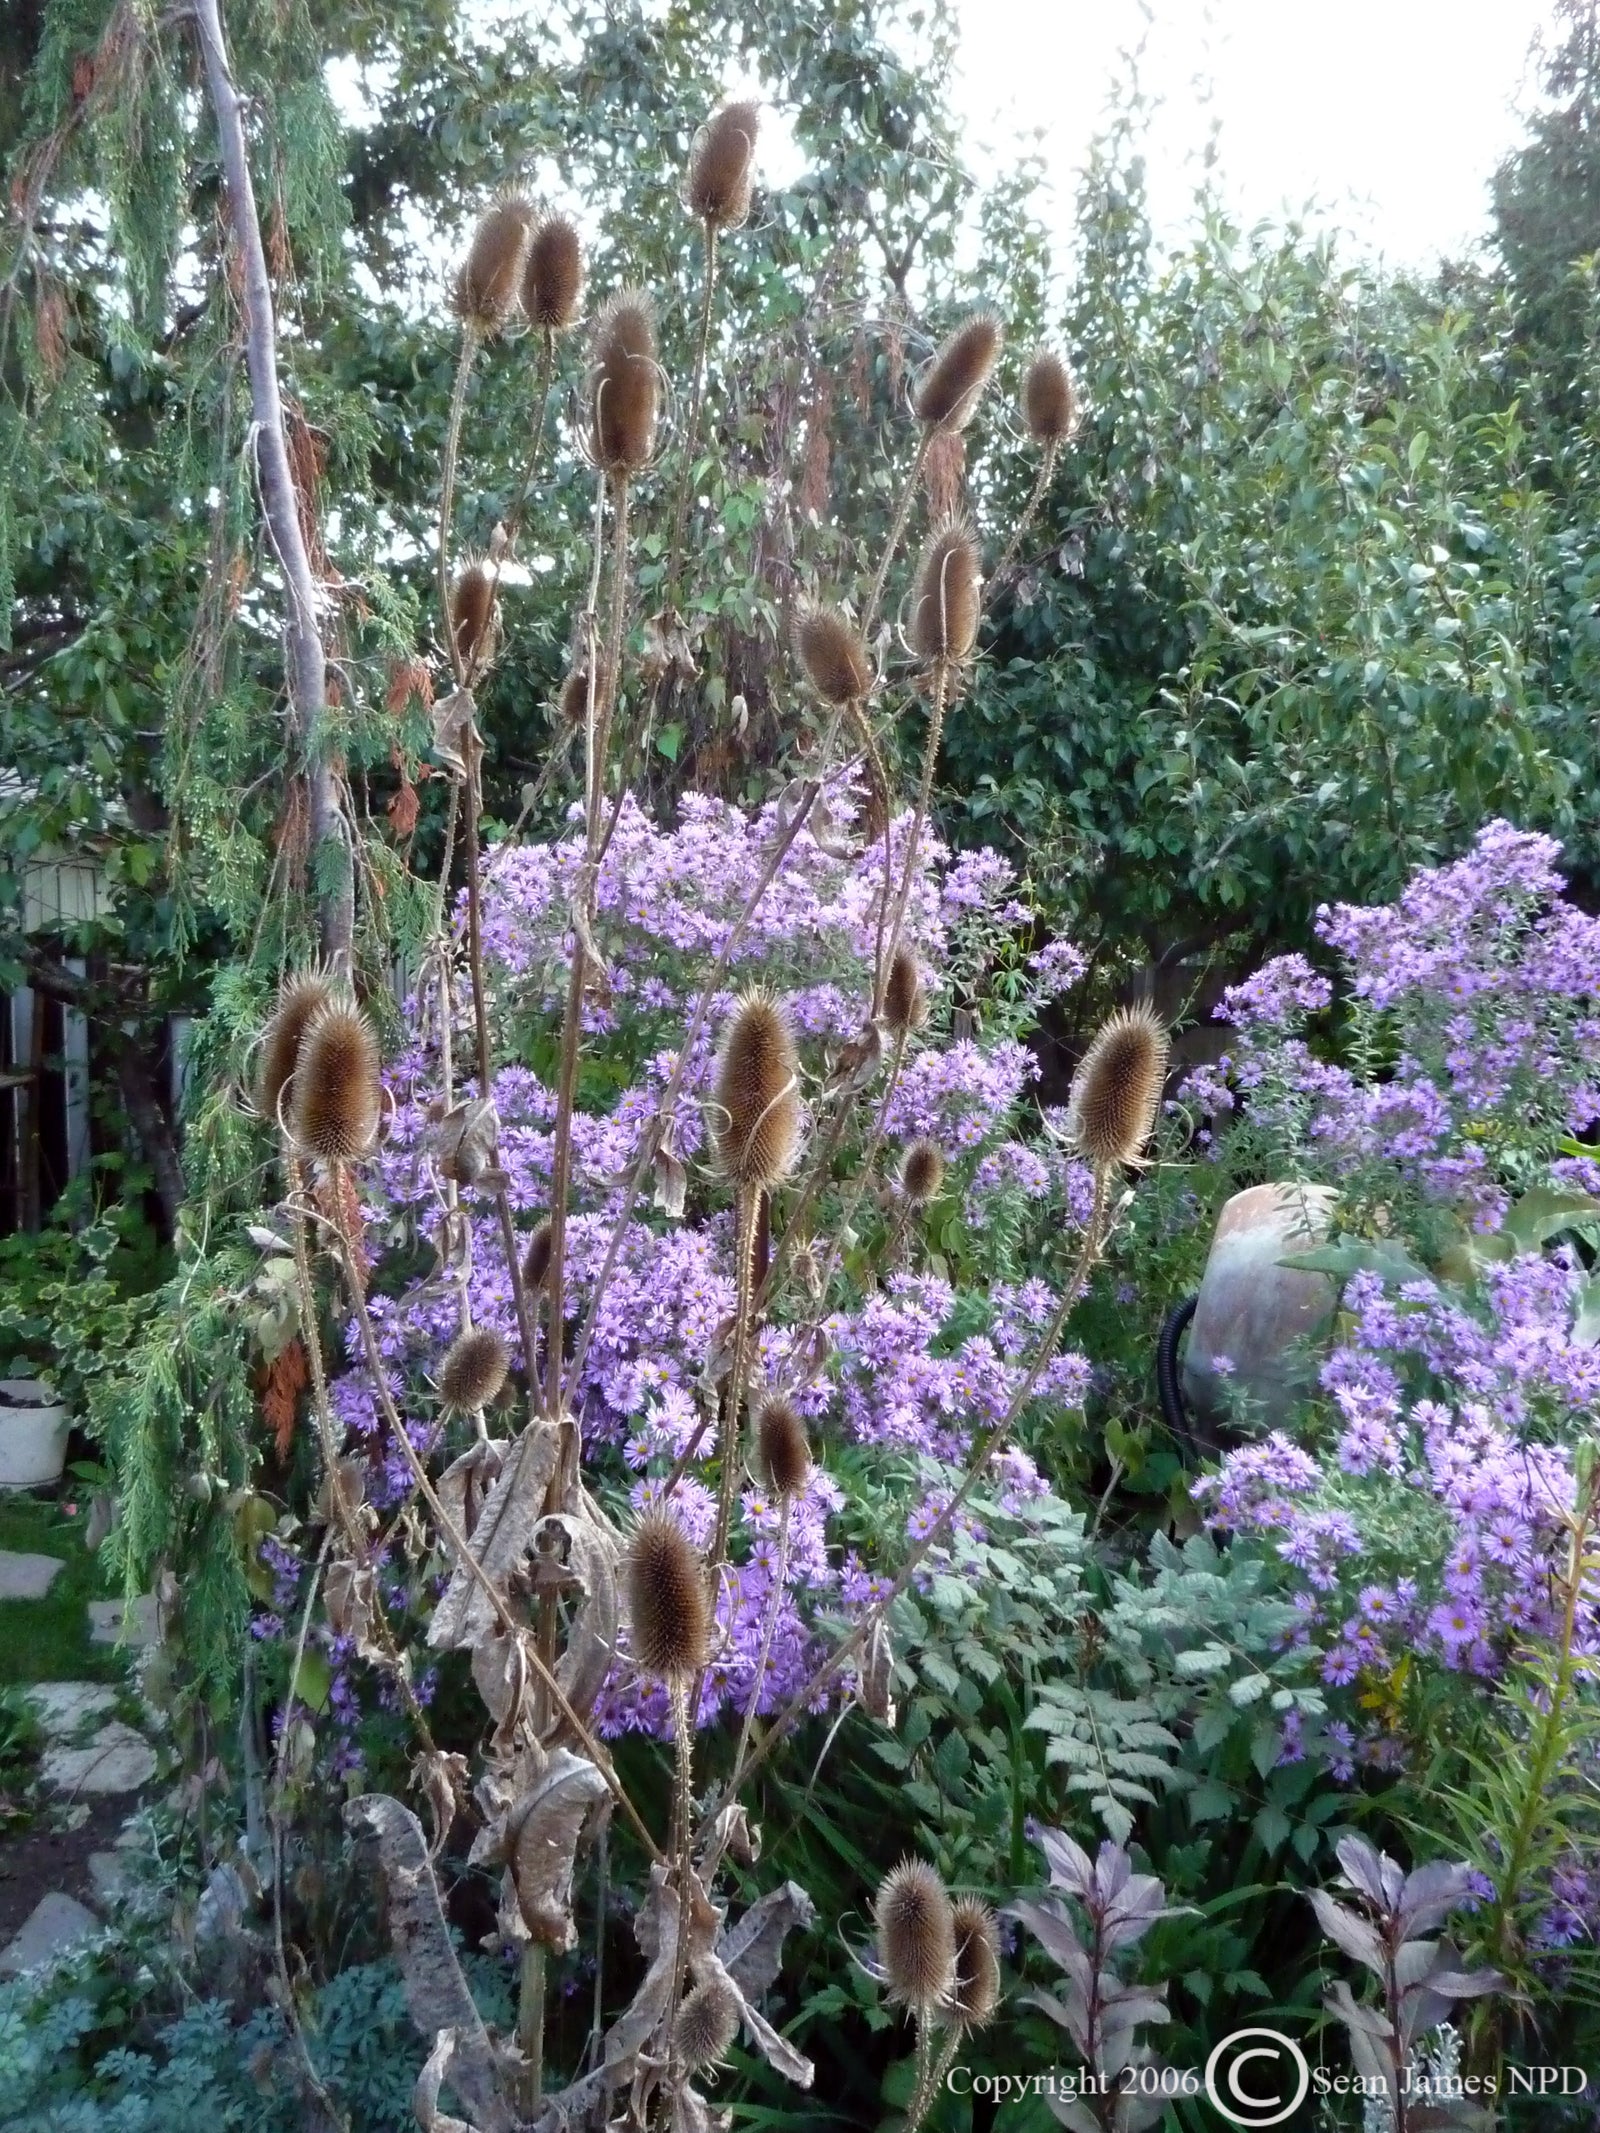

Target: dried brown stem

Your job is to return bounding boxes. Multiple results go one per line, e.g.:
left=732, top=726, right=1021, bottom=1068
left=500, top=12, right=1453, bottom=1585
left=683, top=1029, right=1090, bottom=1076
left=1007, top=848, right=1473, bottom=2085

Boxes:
left=665, top=223, right=719, bottom=610
left=988, top=437, right=1059, bottom=596
left=863, top=429, right=930, bottom=641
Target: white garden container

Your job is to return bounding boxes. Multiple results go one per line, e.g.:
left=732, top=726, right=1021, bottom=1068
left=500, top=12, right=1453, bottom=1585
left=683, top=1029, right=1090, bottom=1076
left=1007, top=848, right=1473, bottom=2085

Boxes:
left=0, top=1379, right=71, bottom=1490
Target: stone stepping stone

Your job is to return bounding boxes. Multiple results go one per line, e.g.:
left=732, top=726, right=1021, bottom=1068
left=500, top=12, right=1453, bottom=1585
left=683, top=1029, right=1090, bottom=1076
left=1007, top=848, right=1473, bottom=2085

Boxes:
left=0, top=1891, right=98, bottom=1978
left=86, top=1595, right=159, bottom=1649
left=23, top=1682, right=118, bottom=1738
left=0, top=1551, right=65, bottom=1601
left=40, top=1720, right=157, bottom=1798
left=87, top=1849, right=133, bottom=1904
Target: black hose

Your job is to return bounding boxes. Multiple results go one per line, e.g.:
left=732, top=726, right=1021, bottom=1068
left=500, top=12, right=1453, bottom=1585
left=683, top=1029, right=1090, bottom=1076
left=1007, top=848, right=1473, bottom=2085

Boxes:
left=1156, top=1294, right=1201, bottom=1466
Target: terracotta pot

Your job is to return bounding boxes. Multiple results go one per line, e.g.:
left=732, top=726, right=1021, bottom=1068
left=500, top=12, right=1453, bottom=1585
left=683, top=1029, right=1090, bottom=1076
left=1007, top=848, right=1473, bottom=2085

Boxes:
left=0, top=1378, right=71, bottom=1490
left=1180, top=1184, right=1338, bottom=1450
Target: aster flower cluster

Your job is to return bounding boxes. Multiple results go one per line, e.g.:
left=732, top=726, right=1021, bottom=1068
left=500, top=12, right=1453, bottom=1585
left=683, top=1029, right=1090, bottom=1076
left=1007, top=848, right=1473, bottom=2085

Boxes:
left=301, top=796, right=1095, bottom=1741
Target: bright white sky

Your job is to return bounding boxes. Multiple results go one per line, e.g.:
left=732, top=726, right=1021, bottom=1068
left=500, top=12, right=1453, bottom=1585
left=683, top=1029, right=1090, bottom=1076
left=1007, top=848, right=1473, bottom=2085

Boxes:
left=946, top=0, right=1560, bottom=269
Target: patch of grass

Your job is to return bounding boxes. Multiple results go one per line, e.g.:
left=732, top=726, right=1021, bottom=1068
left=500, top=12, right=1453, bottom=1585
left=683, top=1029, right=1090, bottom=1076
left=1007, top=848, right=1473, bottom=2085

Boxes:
left=0, top=1493, right=124, bottom=1686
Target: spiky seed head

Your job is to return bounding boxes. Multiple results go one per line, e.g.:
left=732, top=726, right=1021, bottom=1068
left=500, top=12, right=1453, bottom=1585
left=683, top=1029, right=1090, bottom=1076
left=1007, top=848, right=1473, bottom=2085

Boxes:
left=899, top=1138, right=946, bottom=1208
left=453, top=194, right=535, bottom=334
left=755, top=1396, right=811, bottom=1501
left=557, top=661, right=607, bottom=725
left=258, top=973, right=332, bottom=1125
left=439, top=1326, right=510, bottom=1413
left=522, top=213, right=583, bottom=331
left=588, top=290, right=659, bottom=474
left=1023, top=348, right=1077, bottom=445
left=673, top=1975, right=741, bottom=2070
left=883, top=945, right=928, bottom=1035
left=908, top=519, right=981, bottom=666
left=950, top=1898, right=1001, bottom=2030
left=714, top=989, right=802, bottom=1189
left=289, top=1001, right=383, bottom=1161
left=626, top=1510, right=711, bottom=1680
left=914, top=311, right=1002, bottom=433
left=795, top=601, right=871, bottom=705
left=522, top=1217, right=553, bottom=1292
left=1066, top=1003, right=1170, bottom=1171
left=451, top=560, right=497, bottom=672
left=686, top=100, right=760, bottom=230
left=875, top=1858, right=957, bottom=2013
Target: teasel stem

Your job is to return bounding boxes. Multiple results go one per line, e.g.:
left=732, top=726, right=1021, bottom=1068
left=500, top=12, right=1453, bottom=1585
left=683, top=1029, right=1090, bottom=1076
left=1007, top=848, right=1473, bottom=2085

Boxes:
left=517, top=1946, right=545, bottom=2114
left=906, top=2025, right=963, bottom=2133
left=711, top=1187, right=762, bottom=1577
left=542, top=466, right=614, bottom=1420
left=729, top=1495, right=791, bottom=1801
left=663, top=1671, right=698, bottom=2097
left=665, top=223, right=718, bottom=611
left=810, top=1024, right=909, bottom=1310
left=844, top=697, right=898, bottom=1017
left=562, top=783, right=820, bottom=1406
left=883, top=657, right=951, bottom=985
left=586, top=1822, right=610, bottom=2071
left=987, top=438, right=1059, bottom=598
left=462, top=326, right=558, bottom=697
left=714, top=1165, right=1115, bottom=1818
left=331, top=1221, right=663, bottom=1863
left=905, top=2017, right=935, bottom=2133
left=863, top=429, right=930, bottom=640
left=461, top=717, right=541, bottom=1405
left=438, top=329, right=480, bottom=686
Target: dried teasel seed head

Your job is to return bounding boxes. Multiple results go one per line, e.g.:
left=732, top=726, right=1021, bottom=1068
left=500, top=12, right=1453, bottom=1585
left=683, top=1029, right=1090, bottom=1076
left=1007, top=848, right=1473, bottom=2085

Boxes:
left=438, top=1325, right=510, bottom=1413
left=714, top=989, right=802, bottom=1190
left=882, top=945, right=928, bottom=1035
left=557, top=660, right=608, bottom=725
left=686, top=100, right=760, bottom=231
left=625, top=1510, right=711, bottom=1681
left=755, top=1396, right=812, bottom=1502
left=289, top=1000, right=383, bottom=1161
left=875, top=1857, right=957, bottom=2013
left=950, top=1897, right=1001, bottom=2030
left=452, top=193, right=535, bottom=335
left=258, top=972, right=332, bottom=1125
left=914, top=310, right=1002, bottom=433
left=899, top=1138, right=946, bottom=1208
left=522, top=213, right=583, bottom=332
left=908, top=518, right=981, bottom=666
left=794, top=600, right=871, bottom=705
left=1023, top=348, right=1077, bottom=446
left=1065, top=1002, right=1170, bottom=1171
left=522, top=1217, right=553, bottom=1292
left=451, top=559, right=497, bottom=672
left=588, top=289, right=659, bottom=474
left=672, top=1975, right=741, bottom=2070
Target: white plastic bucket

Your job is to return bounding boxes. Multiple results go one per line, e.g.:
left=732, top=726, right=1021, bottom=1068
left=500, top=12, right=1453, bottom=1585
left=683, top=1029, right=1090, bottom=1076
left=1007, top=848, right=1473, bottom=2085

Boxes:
left=0, top=1379, right=71, bottom=1490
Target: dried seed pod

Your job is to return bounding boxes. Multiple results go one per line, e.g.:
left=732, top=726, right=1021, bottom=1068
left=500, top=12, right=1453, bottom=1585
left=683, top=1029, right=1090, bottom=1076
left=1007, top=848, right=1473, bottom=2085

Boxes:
left=522, top=1217, right=553, bottom=1293
left=588, top=290, right=659, bottom=474
left=257, top=973, right=332, bottom=1125
left=908, top=519, right=981, bottom=666
left=557, top=661, right=608, bottom=725
left=1023, top=348, right=1077, bottom=445
left=626, top=1510, right=711, bottom=1681
left=874, top=1857, right=956, bottom=2013
left=439, top=1326, right=510, bottom=1413
left=522, top=213, right=583, bottom=331
left=289, top=1001, right=383, bottom=1161
left=1065, top=1003, right=1170, bottom=1170
left=882, top=945, right=928, bottom=1035
left=914, top=311, right=1002, bottom=433
left=950, top=1897, right=1001, bottom=2030
left=453, top=194, right=535, bottom=335
left=755, top=1396, right=811, bottom=1502
left=673, top=1974, right=741, bottom=2070
left=686, top=100, right=760, bottom=230
left=899, top=1138, right=945, bottom=1208
left=451, top=560, right=497, bottom=672
left=794, top=600, right=871, bottom=705
left=713, top=990, right=802, bottom=1190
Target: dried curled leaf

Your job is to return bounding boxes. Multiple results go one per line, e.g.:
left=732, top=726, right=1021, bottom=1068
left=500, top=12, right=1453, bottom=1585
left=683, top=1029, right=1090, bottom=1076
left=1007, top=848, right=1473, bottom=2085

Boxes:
left=343, top=1795, right=512, bottom=2133
left=414, top=1748, right=471, bottom=1860
left=428, top=1421, right=560, bottom=1650
left=437, top=1437, right=508, bottom=1546
left=324, top=1559, right=381, bottom=1660
left=502, top=1749, right=610, bottom=1950
left=529, top=1512, right=620, bottom=1743
left=435, top=1098, right=499, bottom=1187
left=413, top=2029, right=480, bottom=2133
left=651, top=1137, right=688, bottom=1219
